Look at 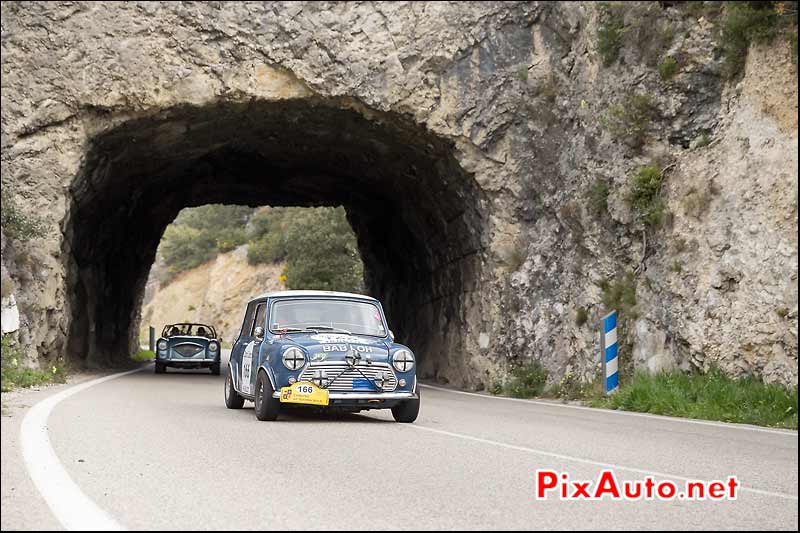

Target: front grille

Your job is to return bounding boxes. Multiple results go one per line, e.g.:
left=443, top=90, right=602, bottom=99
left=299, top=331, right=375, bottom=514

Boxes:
left=299, top=362, right=398, bottom=392
left=173, top=344, right=204, bottom=358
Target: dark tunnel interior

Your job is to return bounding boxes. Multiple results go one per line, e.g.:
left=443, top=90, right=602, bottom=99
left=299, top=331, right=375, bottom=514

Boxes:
left=63, top=98, right=486, bottom=374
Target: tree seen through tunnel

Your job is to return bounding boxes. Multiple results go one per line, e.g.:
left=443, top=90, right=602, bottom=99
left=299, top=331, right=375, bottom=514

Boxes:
left=141, top=204, right=367, bottom=343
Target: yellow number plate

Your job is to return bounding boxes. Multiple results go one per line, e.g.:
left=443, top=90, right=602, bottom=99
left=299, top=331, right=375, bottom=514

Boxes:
left=279, top=381, right=329, bottom=406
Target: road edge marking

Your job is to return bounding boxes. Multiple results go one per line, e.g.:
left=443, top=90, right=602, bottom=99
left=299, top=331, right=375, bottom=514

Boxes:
left=419, top=383, right=798, bottom=437
left=20, top=367, right=144, bottom=531
left=405, top=424, right=799, bottom=501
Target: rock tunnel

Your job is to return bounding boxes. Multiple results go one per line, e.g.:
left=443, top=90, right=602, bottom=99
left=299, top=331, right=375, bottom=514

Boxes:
left=62, top=98, right=487, bottom=377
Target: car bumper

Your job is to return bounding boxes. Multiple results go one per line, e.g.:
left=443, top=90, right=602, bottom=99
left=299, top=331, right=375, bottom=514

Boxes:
left=271, top=390, right=417, bottom=401
left=159, top=358, right=218, bottom=365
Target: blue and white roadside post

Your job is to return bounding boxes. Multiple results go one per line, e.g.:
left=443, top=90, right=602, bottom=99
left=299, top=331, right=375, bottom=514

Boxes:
left=601, top=310, right=619, bottom=394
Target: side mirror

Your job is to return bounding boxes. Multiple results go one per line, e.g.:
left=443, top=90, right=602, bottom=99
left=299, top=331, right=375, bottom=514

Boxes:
left=254, top=326, right=265, bottom=339
left=388, top=330, right=395, bottom=342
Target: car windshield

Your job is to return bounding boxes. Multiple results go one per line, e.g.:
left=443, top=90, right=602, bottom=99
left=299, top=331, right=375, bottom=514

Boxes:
left=162, top=323, right=216, bottom=338
left=270, top=299, right=387, bottom=337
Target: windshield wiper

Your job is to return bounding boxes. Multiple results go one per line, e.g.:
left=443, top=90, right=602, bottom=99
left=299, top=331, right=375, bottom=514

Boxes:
left=275, top=326, right=353, bottom=335
left=303, top=325, right=352, bottom=335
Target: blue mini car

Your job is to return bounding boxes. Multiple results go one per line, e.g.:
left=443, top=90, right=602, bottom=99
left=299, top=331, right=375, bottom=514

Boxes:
left=224, top=291, right=420, bottom=422
left=155, top=323, right=221, bottom=375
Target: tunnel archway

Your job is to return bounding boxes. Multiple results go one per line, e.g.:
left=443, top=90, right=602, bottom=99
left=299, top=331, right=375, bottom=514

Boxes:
left=63, top=97, right=486, bottom=379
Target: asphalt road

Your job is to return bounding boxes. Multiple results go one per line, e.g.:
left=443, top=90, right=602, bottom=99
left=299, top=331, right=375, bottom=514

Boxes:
left=1, top=353, right=797, bottom=531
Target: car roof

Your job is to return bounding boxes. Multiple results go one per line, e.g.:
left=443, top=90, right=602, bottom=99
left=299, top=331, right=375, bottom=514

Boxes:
left=251, top=290, right=378, bottom=303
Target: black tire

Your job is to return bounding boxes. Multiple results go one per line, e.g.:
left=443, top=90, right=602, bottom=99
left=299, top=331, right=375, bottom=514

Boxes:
left=224, top=372, right=245, bottom=409
left=210, top=363, right=221, bottom=375
left=155, top=363, right=166, bottom=374
left=391, top=388, right=420, bottom=423
left=254, top=371, right=280, bottom=421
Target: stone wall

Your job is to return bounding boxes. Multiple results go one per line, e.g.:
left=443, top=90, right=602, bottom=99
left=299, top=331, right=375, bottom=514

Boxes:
left=0, top=2, right=796, bottom=387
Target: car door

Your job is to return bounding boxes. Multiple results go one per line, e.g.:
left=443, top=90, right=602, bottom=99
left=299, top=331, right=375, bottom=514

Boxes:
left=231, top=302, right=257, bottom=393
left=241, top=302, right=267, bottom=395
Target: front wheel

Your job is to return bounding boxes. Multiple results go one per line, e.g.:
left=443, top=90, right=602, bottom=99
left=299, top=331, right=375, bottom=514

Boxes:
left=224, top=372, right=245, bottom=409
left=210, top=363, right=221, bottom=375
left=155, top=363, right=166, bottom=374
left=391, top=388, right=420, bottom=423
left=254, top=371, right=280, bottom=421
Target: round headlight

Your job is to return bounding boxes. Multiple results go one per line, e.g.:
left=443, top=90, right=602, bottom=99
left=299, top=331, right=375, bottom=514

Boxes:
left=393, top=349, right=415, bottom=373
left=157, top=340, right=168, bottom=351
left=208, top=341, right=219, bottom=352
left=282, top=347, right=305, bottom=370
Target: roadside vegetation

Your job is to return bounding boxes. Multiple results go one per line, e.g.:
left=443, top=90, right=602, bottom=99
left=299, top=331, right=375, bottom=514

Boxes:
left=597, top=2, right=626, bottom=67
left=490, top=359, right=797, bottom=429
left=658, top=56, right=678, bottom=80
left=490, top=360, right=549, bottom=398
left=0, top=194, right=47, bottom=241
left=131, top=349, right=155, bottom=363
left=602, top=93, right=657, bottom=151
left=720, top=1, right=798, bottom=78
left=1, top=334, right=66, bottom=392
left=587, top=178, right=610, bottom=219
left=156, top=204, right=364, bottom=293
left=627, top=164, right=667, bottom=228
left=591, top=369, right=798, bottom=429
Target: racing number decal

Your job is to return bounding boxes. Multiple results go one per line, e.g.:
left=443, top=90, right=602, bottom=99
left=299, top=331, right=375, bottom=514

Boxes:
left=241, top=341, right=255, bottom=394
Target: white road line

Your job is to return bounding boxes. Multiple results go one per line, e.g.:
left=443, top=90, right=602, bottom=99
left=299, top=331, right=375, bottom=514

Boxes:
left=406, top=424, right=799, bottom=501
left=20, top=368, right=144, bottom=531
left=420, top=384, right=798, bottom=437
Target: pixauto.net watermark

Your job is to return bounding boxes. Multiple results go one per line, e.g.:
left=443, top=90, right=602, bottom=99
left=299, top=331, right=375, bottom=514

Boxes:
left=535, top=470, right=739, bottom=501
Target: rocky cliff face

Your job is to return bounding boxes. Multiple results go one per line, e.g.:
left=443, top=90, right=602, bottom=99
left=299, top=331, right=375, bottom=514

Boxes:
left=140, top=246, right=285, bottom=343
left=0, top=2, right=796, bottom=386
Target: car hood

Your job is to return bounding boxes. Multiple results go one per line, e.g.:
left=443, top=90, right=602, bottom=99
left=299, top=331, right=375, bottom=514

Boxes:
left=282, top=332, right=391, bottom=361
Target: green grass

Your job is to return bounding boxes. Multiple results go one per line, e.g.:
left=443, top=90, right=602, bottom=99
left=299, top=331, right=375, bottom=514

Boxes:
left=0, top=334, right=67, bottom=392
left=492, top=360, right=549, bottom=399
left=1, top=366, right=67, bottom=392
left=658, top=56, right=679, bottom=80
left=590, top=369, right=798, bottom=429
left=1, top=335, right=67, bottom=392
left=628, top=165, right=667, bottom=228
left=131, top=349, right=155, bottom=362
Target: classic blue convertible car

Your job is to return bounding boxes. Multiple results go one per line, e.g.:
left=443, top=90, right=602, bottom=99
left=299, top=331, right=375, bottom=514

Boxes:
left=155, top=323, right=221, bottom=375
left=224, top=291, right=420, bottom=422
